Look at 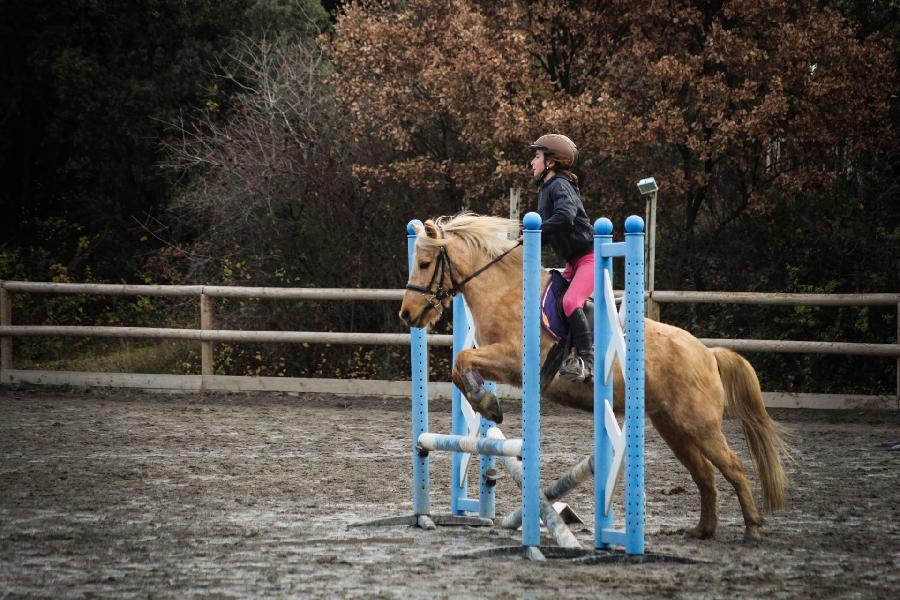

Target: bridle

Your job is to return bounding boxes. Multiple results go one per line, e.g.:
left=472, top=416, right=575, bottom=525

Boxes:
left=405, top=226, right=522, bottom=320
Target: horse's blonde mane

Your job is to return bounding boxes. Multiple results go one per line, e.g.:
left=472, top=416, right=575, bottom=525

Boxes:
left=416, top=212, right=520, bottom=259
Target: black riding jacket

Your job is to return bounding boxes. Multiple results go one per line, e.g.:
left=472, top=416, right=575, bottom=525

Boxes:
left=536, top=173, right=593, bottom=263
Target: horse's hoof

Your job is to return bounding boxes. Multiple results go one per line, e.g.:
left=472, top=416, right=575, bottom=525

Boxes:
left=742, top=528, right=762, bottom=545
left=684, top=526, right=716, bottom=540
left=484, top=467, right=502, bottom=484
left=477, top=391, right=503, bottom=424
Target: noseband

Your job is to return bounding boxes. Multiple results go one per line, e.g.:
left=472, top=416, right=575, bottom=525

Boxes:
left=405, top=226, right=522, bottom=318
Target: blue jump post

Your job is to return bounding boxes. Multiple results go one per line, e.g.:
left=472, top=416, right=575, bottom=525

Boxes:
left=521, top=211, right=543, bottom=557
left=407, top=220, right=431, bottom=527
left=623, top=215, right=646, bottom=555
left=593, top=215, right=646, bottom=555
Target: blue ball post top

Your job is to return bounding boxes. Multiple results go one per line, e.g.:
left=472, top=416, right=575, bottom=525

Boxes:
left=594, top=218, right=613, bottom=236
left=523, top=212, right=542, bottom=230
left=624, top=215, right=645, bottom=234
left=407, top=219, right=424, bottom=235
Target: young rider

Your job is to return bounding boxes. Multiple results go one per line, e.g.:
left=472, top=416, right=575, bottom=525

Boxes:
left=529, top=134, right=594, bottom=383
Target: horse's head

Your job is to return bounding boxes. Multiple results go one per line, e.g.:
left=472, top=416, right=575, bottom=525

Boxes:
left=399, top=213, right=520, bottom=329
left=399, top=219, right=454, bottom=329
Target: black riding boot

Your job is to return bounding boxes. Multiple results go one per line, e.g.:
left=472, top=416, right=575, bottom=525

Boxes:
left=559, top=307, right=594, bottom=383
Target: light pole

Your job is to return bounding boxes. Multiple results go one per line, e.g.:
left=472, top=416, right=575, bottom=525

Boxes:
left=637, top=177, right=659, bottom=319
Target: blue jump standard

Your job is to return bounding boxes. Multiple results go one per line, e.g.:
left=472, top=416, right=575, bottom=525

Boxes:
left=358, top=212, right=648, bottom=561
left=594, top=215, right=646, bottom=555
left=521, top=211, right=543, bottom=554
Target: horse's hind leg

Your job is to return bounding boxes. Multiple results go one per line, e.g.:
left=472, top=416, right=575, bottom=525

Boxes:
left=650, top=415, right=719, bottom=539
left=694, top=430, right=765, bottom=544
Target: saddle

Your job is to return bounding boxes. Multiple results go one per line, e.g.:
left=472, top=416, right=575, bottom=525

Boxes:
left=539, top=270, right=594, bottom=390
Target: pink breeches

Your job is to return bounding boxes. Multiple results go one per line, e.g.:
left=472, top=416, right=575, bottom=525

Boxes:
left=561, top=251, right=595, bottom=317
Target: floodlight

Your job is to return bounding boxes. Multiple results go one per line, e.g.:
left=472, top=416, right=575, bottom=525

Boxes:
left=637, top=177, right=658, bottom=195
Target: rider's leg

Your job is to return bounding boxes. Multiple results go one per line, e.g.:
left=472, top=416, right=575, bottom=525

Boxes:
left=559, top=252, right=595, bottom=383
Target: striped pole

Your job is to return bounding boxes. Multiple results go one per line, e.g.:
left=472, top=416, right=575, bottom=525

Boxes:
left=418, top=433, right=523, bottom=457
left=624, top=215, right=646, bottom=555
left=521, top=212, right=542, bottom=550
left=407, top=220, right=430, bottom=518
left=593, top=217, right=614, bottom=549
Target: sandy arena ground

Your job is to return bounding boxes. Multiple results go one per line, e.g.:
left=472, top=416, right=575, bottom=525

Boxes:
left=1, top=387, right=898, bottom=599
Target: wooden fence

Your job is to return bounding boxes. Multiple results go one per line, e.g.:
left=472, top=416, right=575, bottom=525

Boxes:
left=1, top=281, right=898, bottom=409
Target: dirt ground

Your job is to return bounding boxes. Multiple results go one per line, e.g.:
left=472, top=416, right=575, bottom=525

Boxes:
left=0, top=387, right=898, bottom=599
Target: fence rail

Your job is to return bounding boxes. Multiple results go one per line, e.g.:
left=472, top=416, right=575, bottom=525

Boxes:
left=0, top=325, right=451, bottom=347
left=1, top=280, right=897, bottom=408
left=650, top=290, right=900, bottom=307
left=1, top=281, right=404, bottom=301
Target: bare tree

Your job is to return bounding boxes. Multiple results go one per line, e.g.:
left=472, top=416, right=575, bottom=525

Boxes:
left=162, top=31, right=412, bottom=377
left=164, top=32, right=351, bottom=280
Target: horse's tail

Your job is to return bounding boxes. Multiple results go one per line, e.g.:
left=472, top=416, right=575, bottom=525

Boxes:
left=711, top=347, right=790, bottom=512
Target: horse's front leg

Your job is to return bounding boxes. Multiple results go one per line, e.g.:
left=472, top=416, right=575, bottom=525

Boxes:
left=451, top=343, right=521, bottom=424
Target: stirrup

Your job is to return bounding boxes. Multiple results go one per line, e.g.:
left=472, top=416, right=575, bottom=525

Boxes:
left=559, top=355, right=587, bottom=383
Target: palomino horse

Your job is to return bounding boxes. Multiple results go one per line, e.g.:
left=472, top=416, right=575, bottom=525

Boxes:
left=398, top=213, right=789, bottom=544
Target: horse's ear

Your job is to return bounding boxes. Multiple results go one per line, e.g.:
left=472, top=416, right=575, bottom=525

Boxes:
left=423, top=219, right=440, bottom=239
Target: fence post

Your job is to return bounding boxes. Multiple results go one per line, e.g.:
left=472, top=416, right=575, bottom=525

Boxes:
left=509, top=188, right=521, bottom=239
left=647, top=295, right=660, bottom=321
left=200, top=292, right=213, bottom=377
left=1, top=285, right=11, bottom=373
left=896, top=302, right=899, bottom=410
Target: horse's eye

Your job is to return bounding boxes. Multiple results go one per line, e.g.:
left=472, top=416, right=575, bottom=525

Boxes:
left=418, top=261, right=431, bottom=269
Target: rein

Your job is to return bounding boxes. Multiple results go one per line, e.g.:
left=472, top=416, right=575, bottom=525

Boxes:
left=405, top=227, right=522, bottom=316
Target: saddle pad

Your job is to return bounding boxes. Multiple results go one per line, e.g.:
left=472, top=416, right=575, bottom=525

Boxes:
left=541, top=270, right=569, bottom=341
